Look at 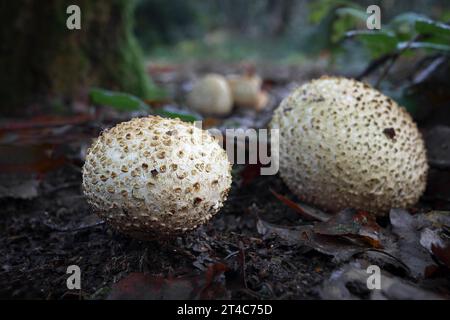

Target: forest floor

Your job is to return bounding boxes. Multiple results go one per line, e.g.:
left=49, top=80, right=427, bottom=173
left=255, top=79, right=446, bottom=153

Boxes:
left=0, top=62, right=449, bottom=300
left=0, top=164, right=335, bottom=299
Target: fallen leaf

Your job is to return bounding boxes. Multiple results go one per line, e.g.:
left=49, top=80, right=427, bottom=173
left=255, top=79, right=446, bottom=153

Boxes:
left=256, top=218, right=311, bottom=244
left=314, top=209, right=382, bottom=248
left=0, top=173, right=40, bottom=199
left=0, top=144, right=67, bottom=174
left=270, top=189, right=331, bottom=222
left=358, top=250, right=410, bottom=277
left=420, top=228, right=445, bottom=252
left=320, top=260, right=443, bottom=300
left=431, top=244, right=450, bottom=269
left=390, top=209, right=437, bottom=278
left=108, top=263, right=229, bottom=300
left=417, top=210, right=450, bottom=228
left=305, top=233, right=366, bottom=262
left=256, top=218, right=364, bottom=262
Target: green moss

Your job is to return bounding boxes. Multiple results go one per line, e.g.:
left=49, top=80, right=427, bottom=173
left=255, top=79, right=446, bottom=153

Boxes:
left=0, top=0, right=152, bottom=114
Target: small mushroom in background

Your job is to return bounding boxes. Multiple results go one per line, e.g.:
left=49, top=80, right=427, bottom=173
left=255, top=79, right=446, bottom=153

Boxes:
left=186, top=74, right=233, bottom=116
left=227, top=74, right=269, bottom=111
left=82, top=116, right=232, bottom=240
left=270, top=76, right=428, bottom=215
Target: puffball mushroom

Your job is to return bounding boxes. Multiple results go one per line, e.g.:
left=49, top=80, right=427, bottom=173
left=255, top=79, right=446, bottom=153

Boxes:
left=227, top=74, right=268, bottom=111
left=270, top=76, right=428, bottom=215
left=187, top=74, right=233, bottom=116
left=82, top=116, right=232, bottom=239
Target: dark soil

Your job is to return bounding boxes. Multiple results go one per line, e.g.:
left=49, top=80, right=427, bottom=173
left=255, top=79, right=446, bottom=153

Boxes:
left=0, top=163, right=334, bottom=300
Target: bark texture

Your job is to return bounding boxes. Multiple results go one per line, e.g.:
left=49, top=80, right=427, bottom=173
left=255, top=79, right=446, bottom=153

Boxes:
left=0, top=0, right=152, bottom=114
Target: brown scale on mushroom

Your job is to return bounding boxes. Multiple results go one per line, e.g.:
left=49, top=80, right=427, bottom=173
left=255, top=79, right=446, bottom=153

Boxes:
left=270, top=76, right=428, bottom=215
left=82, top=116, right=232, bottom=239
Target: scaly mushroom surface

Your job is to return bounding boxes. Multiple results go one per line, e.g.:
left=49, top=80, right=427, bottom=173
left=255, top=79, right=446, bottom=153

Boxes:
left=82, top=116, right=232, bottom=239
left=270, top=77, right=428, bottom=215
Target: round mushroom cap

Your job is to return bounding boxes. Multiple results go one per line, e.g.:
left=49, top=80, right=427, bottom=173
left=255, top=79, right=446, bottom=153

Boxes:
left=227, top=74, right=266, bottom=110
left=270, top=77, right=428, bottom=215
left=82, top=116, right=232, bottom=239
left=187, top=74, right=233, bottom=116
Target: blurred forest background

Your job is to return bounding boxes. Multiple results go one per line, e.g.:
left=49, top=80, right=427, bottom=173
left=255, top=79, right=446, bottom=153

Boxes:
left=1, top=0, right=450, bottom=116
left=136, top=0, right=449, bottom=62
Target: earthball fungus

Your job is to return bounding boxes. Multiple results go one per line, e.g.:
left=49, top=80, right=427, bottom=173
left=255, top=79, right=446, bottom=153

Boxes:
left=187, top=74, right=233, bottom=116
left=270, top=76, right=428, bottom=215
left=82, top=116, right=232, bottom=239
left=227, top=74, right=268, bottom=111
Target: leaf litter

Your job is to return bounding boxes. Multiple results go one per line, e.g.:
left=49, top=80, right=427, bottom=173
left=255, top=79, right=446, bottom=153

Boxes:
left=108, top=263, right=229, bottom=300
left=264, top=191, right=450, bottom=297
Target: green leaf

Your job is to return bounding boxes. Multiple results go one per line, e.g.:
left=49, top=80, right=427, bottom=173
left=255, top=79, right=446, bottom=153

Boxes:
left=389, top=12, right=428, bottom=38
left=390, top=12, right=427, bottom=29
left=303, top=9, right=336, bottom=54
left=89, top=87, right=198, bottom=122
left=398, top=41, right=450, bottom=52
left=89, top=88, right=150, bottom=112
left=308, top=0, right=361, bottom=23
left=146, top=85, right=169, bottom=101
left=332, top=7, right=368, bottom=43
left=304, top=1, right=364, bottom=54
left=335, top=7, right=367, bottom=22
left=345, top=30, right=398, bottom=57
left=415, top=18, right=450, bottom=38
left=153, top=109, right=199, bottom=122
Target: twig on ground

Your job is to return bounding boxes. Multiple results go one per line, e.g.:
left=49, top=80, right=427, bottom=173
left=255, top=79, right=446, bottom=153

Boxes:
left=43, top=182, right=81, bottom=194
left=356, top=54, right=395, bottom=80
left=357, top=35, right=421, bottom=88
left=224, top=251, right=240, bottom=260
left=238, top=241, right=248, bottom=289
left=43, top=219, right=105, bottom=232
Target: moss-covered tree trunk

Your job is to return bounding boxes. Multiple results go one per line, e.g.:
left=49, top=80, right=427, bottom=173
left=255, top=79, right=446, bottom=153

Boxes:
left=0, top=0, right=152, bottom=115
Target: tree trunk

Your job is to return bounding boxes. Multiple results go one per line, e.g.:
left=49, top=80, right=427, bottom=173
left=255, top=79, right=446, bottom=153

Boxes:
left=0, top=0, right=152, bottom=115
